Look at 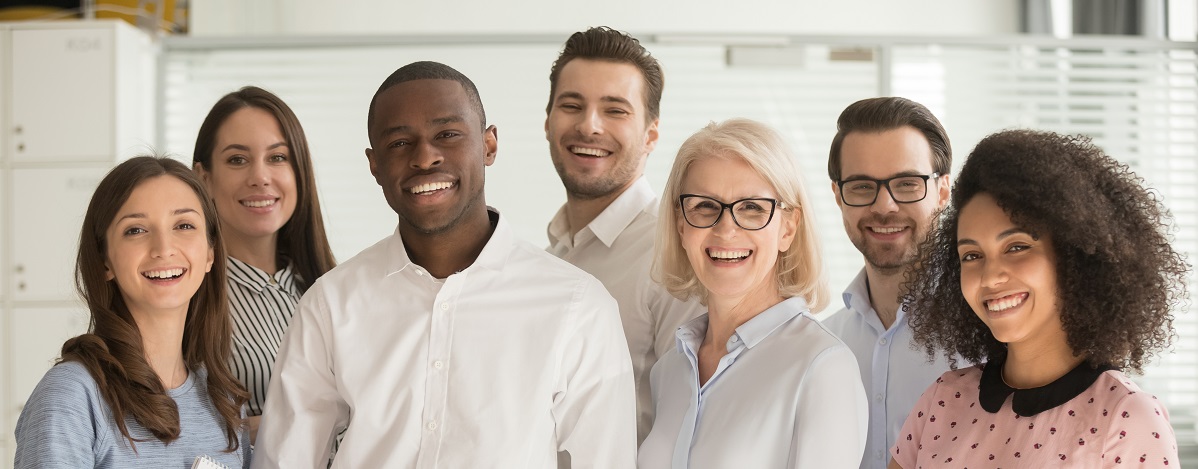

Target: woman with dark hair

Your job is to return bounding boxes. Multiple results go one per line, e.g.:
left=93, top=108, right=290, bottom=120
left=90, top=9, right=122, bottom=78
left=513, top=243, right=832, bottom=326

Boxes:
left=15, top=156, right=249, bottom=467
left=192, top=86, right=336, bottom=442
left=889, top=129, right=1188, bottom=467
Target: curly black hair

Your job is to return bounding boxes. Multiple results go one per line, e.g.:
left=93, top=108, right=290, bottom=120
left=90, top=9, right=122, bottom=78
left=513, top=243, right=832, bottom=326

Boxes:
left=905, top=129, right=1189, bottom=372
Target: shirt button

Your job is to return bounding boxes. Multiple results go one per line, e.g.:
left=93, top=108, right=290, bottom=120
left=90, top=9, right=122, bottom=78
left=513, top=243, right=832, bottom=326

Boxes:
left=875, top=394, right=883, bottom=402
left=879, top=338, right=888, bottom=346
left=433, top=360, right=444, bottom=369
left=426, top=421, right=438, bottom=431
left=416, top=270, right=424, bottom=276
left=440, top=302, right=449, bottom=311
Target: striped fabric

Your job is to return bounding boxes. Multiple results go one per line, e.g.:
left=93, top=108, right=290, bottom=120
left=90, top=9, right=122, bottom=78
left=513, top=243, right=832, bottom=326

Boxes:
left=226, top=256, right=301, bottom=416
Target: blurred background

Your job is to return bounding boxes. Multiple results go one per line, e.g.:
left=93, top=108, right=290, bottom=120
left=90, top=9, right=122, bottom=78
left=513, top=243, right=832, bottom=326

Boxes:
left=0, top=0, right=1194, bottom=466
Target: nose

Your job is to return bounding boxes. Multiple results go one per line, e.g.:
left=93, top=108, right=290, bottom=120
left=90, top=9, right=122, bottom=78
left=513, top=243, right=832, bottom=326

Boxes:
left=576, top=108, right=603, bottom=136
left=410, top=141, right=444, bottom=170
left=979, top=257, right=1008, bottom=289
left=711, top=207, right=740, bottom=238
left=149, top=231, right=177, bottom=259
left=248, top=159, right=270, bottom=187
left=870, top=185, right=900, bottom=214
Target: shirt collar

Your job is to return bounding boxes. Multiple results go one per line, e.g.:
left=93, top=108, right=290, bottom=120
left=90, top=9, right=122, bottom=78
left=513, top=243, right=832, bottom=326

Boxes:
left=979, top=352, right=1118, bottom=417
left=546, top=177, right=657, bottom=249
left=841, top=268, right=909, bottom=325
left=385, top=207, right=512, bottom=276
left=675, top=296, right=809, bottom=353
left=226, top=256, right=297, bottom=293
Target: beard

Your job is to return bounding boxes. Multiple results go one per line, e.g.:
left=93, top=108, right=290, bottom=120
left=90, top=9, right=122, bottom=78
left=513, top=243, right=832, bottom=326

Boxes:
left=550, top=146, right=642, bottom=201
left=847, top=214, right=925, bottom=274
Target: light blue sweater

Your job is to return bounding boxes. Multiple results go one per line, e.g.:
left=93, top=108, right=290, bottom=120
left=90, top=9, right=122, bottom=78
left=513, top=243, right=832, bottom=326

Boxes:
left=14, top=361, right=248, bottom=469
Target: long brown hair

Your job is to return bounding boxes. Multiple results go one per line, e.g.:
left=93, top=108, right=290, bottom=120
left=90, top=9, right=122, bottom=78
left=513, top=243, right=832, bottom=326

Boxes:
left=192, top=86, right=336, bottom=289
left=67, top=156, right=247, bottom=450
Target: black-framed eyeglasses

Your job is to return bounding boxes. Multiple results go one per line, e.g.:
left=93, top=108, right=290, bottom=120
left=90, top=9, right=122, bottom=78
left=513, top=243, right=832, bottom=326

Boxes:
left=836, top=173, right=939, bottom=207
left=678, top=194, right=783, bottom=231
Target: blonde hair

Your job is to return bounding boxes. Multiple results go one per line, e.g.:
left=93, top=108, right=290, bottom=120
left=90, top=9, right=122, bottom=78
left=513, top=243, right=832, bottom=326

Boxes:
left=653, top=118, right=827, bottom=310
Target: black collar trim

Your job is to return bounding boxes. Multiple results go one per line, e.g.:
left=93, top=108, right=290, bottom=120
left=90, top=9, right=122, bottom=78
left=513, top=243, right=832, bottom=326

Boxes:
left=979, top=353, right=1117, bottom=417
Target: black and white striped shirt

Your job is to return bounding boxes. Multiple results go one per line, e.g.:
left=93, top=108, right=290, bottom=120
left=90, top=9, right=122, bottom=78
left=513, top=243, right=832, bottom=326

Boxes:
left=227, top=256, right=301, bottom=416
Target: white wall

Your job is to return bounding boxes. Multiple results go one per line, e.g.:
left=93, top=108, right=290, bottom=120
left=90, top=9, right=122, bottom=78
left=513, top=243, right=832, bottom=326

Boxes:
left=189, top=0, right=1021, bottom=37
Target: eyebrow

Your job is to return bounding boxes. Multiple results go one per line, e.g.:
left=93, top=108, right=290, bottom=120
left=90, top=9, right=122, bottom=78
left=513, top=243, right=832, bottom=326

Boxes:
left=556, top=91, right=634, bottom=108
left=957, top=227, right=1029, bottom=246
left=377, top=115, right=467, bottom=138
left=841, top=169, right=928, bottom=181
left=219, top=142, right=288, bottom=153
left=116, top=208, right=201, bottom=223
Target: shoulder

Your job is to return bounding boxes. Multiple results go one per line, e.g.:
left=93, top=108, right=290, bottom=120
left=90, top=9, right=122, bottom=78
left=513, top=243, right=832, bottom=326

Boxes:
left=817, top=306, right=856, bottom=333
left=30, top=361, right=103, bottom=402
left=1096, top=371, right=1170, bottom=421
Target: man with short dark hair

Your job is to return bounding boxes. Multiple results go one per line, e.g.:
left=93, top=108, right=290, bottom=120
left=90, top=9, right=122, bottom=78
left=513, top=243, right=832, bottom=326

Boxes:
left=252, top=61, right=636, bottom=468
left=544, top=27, right=703, bottom=444
left=822, top=97, right=955, bottom=469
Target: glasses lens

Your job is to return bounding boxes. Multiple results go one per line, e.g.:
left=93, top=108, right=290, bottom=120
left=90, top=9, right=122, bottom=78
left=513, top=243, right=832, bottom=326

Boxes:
left=888, top=176, right=928, bottom=203
left=681, top=196, right=722, bottom=228
left=731, top=199, right=774, bottom=230
left=842, top=180, right=880, bottom=206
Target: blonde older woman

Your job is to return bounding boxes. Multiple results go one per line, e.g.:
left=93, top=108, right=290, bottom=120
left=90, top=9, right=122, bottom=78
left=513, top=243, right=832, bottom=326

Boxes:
left=638, top=119, right=867, bottom=468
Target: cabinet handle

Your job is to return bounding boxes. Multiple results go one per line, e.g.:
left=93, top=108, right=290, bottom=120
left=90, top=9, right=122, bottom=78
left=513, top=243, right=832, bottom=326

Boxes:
left=14, top=125, right=22, bottom=134
left=18, top=281, right=26, bottom=291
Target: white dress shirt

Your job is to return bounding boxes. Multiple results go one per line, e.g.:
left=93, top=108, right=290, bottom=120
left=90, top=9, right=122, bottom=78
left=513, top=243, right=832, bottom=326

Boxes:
left=252, top=210, right=637, bottom=469
left=638, top=297, right=867, bottom=469
left=548, top=177, right=705, bottom=444
left=820, top=269, right=952, bottom=469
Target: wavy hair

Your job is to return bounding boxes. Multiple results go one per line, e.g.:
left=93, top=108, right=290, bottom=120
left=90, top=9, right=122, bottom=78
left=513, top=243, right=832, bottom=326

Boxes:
left=67, top=156, right=247, bottom=450
left=654, top=118, right=828, bottom=309
left=905, top=130, right=1188, bottom=372
left=192, top=86, right=336, bottom=290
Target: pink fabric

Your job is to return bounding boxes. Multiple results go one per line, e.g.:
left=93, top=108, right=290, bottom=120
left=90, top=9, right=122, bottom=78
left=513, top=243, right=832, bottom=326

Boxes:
left=892, top=367, right=1178, bottom=467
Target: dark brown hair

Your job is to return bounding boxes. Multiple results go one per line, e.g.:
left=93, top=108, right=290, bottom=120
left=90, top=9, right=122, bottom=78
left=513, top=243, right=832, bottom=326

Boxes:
left=905, top=129, right=1188, bottom=372
left=827, top=96, right=951, bottom=181
left=192, top=86, right=336, bottom=290
left=547, top=26, right=664, bottom=122
left=68, top=156, right=247, bottom=450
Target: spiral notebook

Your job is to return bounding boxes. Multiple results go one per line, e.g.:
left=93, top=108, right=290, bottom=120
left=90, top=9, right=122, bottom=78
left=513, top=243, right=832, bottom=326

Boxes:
left=192, top=455, right=232, bottom=469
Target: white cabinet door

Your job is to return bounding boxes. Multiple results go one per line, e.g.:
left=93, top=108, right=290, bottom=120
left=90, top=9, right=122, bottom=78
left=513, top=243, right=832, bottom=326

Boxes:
left=10, top=27, right=115, bottom=163
left=6, top=305, right=90, bottom=432
left=10, top=167, right=107, bottom=302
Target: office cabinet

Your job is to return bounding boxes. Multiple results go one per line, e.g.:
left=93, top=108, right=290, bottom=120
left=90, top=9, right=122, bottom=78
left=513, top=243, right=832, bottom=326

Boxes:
left=7, top=306, right=89, bottom=417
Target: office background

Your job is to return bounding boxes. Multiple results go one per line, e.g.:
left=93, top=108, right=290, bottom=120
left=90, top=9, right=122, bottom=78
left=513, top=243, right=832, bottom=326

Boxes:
left=0, top=0, right=1195, bottom=466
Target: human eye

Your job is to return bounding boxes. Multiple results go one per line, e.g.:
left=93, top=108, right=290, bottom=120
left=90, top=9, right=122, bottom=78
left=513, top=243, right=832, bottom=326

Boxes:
left=959, top=251, right=981, bottom=262
left=437, top=130, right=462, bottom=139
left=893, top=178, right=923, bottom=192
left=388, top=139, right=410, bottom=149
left=226, top=155, right=248, bottom=165
left=686, top=198, right=720, bottom=213
left=123, top=226, right=146, bottom=236
left=736, top=200, right=770, bottom=214
left=606, top=107, right=630, bottom=116
left=557, top=102, right=582, bottom=112
left=846, top=180, right=877, bottom=193
left=269, top=153, right=288, bottom=163
left=177, top=221, right=198, bottom=231
left=1006, top=243, right=1031, bottom=254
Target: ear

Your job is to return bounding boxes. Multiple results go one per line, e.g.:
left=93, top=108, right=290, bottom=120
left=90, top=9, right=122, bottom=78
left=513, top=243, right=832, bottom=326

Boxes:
left=935, top=173, right=950, bottom=209
left=777, top=206, right=800, bottom=253
left=104, top=261, right=115, bottom=281
left=205, top=246, right=214, bottom=273
left=830, top=180, right=844, bottom=209
left=643, top=118, right=660, bottom=155
left=483, top=125, right=499, bottom=167
left=365, top=147, right=379, bottom=180
left=193, top=163, right=212, bottom=188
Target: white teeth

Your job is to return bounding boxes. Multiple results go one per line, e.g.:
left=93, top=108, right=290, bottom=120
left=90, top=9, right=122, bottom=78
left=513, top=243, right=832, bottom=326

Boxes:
left=411, top=182, right=453, bottom=194
left=570, top=146, right=610, bottom=157
left=242, top=199, right=276, bottom=208
left=986, top=294, right=1026, bottom=312
left=144, top=268, right=184, bottom=279
left=709, top=249, right=751, bottom=260
left=871, top=227, right=905, bottom=234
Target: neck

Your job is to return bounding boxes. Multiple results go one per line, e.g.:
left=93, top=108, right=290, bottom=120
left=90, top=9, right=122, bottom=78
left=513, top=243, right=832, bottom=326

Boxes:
left=863, top=264, right=904, bottom=329
left=131, top=307, right=188, bottom=389
left=225, top=231, right=280, bottom=275
left=704, top=289, right=784, bottom=350
left=1002, top=329, right=1084, bottom=389
left=401, top=208, right=495, bottom=279
left=562, top=177, right=638, bottom=237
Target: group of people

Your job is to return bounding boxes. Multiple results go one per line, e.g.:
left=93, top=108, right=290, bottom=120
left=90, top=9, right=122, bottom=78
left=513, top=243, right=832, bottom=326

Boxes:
left=11, top=26, right=1188, bottom=469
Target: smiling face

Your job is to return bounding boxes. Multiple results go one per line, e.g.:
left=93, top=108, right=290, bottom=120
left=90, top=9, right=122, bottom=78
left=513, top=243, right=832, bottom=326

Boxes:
left=678, top=155, right=797, bottom=304
left=195, top=106, right=298, bottom=250
left=105, top=175, right=214, bottom=320
left=834, top=126, right=949, bottom=274
left=366, top=79, right=497, bottom=236
left=957, top=192, right=1063, bottom=349
left=546, top=59, right=659, bottom=200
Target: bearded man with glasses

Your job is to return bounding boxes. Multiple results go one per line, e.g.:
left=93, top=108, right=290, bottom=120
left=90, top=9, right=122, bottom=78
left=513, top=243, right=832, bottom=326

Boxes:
left=822, top=97, right=956, bottom=469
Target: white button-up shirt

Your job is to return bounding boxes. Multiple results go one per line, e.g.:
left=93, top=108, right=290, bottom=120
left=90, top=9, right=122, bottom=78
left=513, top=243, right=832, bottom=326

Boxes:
left=820, top=269, right=952, bottom=469
left=547, top=177, right=704, bottom=444
left=252, top=211, right=637, bottom=469
left=639, top=297, right=867, bottom=469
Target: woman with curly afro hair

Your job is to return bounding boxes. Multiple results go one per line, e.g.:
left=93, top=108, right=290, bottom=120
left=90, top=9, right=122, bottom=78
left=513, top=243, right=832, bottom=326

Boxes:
left=888, top=129, right=1189, bottom=468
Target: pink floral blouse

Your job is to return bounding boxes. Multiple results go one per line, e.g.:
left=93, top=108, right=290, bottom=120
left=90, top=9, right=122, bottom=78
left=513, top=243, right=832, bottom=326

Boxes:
left=892, top=361, right=1178, bottom=467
